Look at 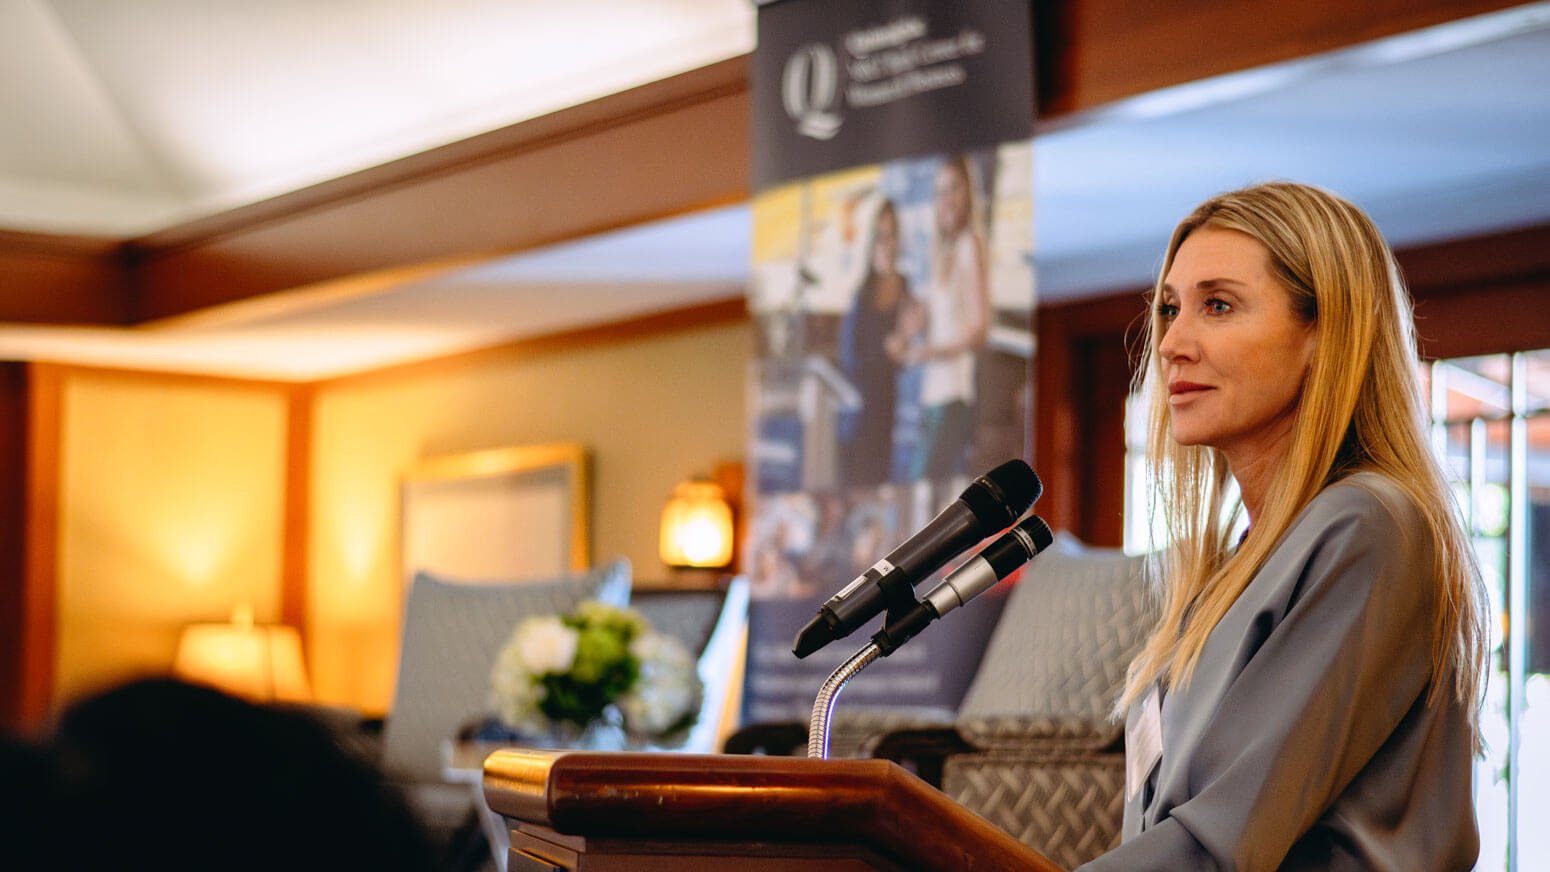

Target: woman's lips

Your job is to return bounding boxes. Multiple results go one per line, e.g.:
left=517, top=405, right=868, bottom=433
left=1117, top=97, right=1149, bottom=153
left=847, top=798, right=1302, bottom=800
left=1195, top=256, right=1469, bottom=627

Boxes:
left=1168, top=381, right=1212, bottom=403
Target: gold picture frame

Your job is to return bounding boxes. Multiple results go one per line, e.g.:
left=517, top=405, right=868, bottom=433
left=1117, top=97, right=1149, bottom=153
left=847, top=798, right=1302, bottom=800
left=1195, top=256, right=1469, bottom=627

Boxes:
left=400, top=442, right=590, bottom=586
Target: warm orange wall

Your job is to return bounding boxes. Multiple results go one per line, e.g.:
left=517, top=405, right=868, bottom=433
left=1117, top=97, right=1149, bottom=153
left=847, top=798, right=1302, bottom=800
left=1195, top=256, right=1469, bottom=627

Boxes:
left=52, top=371, right=288, bottom=708
left=305, top=318, right=752, bottom=713
left=33, top=313, right=749, bottom=717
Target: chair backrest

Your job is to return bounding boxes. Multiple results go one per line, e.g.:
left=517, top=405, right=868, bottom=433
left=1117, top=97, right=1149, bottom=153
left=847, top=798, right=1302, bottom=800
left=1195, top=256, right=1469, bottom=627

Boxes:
left=955, top=532, right=1155, bottom=738
left=379, top=558, right=631, bottom=781
left=634, top=576, right=751, bottom=753
left=632, top=587, right=732, bottom=659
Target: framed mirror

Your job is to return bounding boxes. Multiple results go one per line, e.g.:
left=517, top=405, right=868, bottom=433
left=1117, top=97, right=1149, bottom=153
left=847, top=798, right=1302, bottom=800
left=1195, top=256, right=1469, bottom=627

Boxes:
left=400, top=442, right=590, bottom=586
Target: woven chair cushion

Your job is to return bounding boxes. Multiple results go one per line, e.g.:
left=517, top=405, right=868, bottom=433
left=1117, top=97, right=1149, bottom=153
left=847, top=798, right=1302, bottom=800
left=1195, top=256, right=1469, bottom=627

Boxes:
left=953, top=715, right=1122, bottom=753
left=379, top=558, right=631, bottom=782
left=825, top=704, right=956, bottom=758
left=943, top=750, right=1125, bottom=870
left=955, top=532, right=1155, bottom=743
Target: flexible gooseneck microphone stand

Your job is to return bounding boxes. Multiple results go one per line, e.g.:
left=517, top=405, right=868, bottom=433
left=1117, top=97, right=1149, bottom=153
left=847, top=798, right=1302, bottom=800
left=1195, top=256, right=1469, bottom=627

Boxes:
left=806, top=513, right=1054, bottom=759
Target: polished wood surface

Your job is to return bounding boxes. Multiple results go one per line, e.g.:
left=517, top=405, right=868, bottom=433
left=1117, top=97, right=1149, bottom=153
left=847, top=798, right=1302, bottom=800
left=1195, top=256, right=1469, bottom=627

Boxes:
left=483, top=749, right=1063, bottom=872
left=280, top=383, right=314, bottom=632
left=1037, top=0, right=1522, bottom=117
left=1401, top=222, right=1550, bottom=361
left=1033, top=292, right=1146, bottom=544
left=0, top=363, right=32, bottom=729
left=16, top=363, right=62, bottom=729
left=311, top=296, right=746, bottom=390
left=0, top=230, right=130, bottom=326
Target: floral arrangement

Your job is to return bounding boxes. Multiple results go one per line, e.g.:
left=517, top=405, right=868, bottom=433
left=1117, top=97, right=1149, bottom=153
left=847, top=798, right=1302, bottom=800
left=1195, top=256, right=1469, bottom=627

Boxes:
left=487, top=600, right=702, bottom=745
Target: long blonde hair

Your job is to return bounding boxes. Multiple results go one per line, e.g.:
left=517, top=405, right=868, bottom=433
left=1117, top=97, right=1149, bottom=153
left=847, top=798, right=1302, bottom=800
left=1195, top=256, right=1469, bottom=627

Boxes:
left=1121, top=182, right=1486, bottom=729
left=932, top=154, right=985, bottom=285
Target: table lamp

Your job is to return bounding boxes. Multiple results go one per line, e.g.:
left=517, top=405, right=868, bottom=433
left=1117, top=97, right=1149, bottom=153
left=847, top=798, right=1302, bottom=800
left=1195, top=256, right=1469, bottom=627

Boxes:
left=659, top=478, right=735, bottom=569
left=173, top=603, right=311, bottom=703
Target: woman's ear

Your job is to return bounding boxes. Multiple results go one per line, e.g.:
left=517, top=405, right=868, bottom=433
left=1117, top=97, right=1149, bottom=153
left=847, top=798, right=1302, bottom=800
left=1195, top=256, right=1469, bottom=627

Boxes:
left=1298, top=321, right=1319, bottom=376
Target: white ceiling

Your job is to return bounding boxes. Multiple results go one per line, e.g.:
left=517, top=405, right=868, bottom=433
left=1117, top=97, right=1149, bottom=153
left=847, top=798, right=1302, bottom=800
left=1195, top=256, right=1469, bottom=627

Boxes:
left=0, top=0, right=754, bottom=235
left=2, top=1, right=1548, bottom=380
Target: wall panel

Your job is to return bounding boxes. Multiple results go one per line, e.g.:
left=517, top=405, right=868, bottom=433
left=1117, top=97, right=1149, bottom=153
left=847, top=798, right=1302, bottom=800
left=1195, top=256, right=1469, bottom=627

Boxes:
left=52, top=370, right=288, bottom=707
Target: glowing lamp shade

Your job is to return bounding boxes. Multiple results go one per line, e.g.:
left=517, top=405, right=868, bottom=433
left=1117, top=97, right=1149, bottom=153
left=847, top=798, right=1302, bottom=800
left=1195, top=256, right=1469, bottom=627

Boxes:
left=659, top=479, right=735, bottom=569
left=174, top=606, right=311, bottom=703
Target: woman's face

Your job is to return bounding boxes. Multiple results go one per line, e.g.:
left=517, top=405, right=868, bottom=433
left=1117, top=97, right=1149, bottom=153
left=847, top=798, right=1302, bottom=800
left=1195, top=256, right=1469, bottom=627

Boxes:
left=871, top=208, right=899, bottom=274
left=1157, top=226, right=1316, bottom=467
left=934, top=164, right=969, bottom=236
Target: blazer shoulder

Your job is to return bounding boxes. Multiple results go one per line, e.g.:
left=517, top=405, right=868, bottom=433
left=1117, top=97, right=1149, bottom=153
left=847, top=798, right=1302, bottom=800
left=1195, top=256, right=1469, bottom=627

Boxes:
left=1279, top=472, right=1433, bottom=609
left=1312, top=471, right=1427, bottom=540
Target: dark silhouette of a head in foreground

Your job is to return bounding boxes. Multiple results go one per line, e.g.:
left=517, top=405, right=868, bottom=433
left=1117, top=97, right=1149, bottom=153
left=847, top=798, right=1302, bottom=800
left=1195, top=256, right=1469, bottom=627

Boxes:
left=2, top=677, right=435, bottom=872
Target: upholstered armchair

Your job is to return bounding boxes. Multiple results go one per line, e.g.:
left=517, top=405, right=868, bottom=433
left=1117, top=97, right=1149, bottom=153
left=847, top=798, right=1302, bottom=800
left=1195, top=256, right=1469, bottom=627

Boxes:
left=370, top=561, right=750, bottom=871
left=376, top=559, right=633, bottom=850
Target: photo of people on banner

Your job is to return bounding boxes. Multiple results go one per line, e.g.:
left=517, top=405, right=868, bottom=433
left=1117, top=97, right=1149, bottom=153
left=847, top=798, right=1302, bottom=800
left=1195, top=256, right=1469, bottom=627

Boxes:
left=743, top=141, right=1034, bottom=722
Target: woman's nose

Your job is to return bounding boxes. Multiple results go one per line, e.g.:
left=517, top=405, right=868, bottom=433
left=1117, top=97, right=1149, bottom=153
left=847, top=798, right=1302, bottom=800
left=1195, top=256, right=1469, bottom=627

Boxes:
left=1158, top=314, right=1196, bottom=362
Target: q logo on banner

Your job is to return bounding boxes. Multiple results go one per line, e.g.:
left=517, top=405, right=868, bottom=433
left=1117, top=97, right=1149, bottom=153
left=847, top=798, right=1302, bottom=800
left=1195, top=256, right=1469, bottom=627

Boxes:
left=782, top=43, right=843, bottom=141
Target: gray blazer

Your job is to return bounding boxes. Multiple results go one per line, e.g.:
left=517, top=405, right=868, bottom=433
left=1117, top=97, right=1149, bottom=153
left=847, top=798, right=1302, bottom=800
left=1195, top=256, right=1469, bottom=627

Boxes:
left=1077, top=472, right=1478, bottom=871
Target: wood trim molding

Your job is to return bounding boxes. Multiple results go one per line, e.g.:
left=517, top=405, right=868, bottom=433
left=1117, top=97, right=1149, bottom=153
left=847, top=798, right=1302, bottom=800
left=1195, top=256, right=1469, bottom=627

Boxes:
left=1400, top=221, right=1550, bottom=292
left=19, top=363, right=63, bottom=730
left=0, top=362, right=31, bottom=730
left=282, top=384, right=314, bottom=634
left=1400, top=221, right=1550, bottom=360
left=39, top=362, right=304, bottom=393
left=316, top=295, right=748, bottom=389
left=0, top=229, right=122, bottom=260
left=1033, top=289, right=1146, bottom=543
left=1412, top=276, right=1550, bottom=361
left=1035, top=0, right=1525, bottom=118
left=0, top=230, right=131, bottom=325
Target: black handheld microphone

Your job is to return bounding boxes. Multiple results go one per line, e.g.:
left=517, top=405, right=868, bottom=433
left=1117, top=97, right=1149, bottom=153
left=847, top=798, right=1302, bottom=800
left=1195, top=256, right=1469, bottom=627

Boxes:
left=791, top=459, right=1041, bottom=658
left=873, top=514, right=1055, bottom=655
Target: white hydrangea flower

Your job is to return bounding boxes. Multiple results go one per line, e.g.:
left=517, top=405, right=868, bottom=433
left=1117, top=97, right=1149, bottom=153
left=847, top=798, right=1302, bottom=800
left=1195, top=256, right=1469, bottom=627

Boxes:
left=516, top=615, right=579, bottom=675
left=488, top=632, right=545, bottom=731
left=618, top=632, right=702, bottom=738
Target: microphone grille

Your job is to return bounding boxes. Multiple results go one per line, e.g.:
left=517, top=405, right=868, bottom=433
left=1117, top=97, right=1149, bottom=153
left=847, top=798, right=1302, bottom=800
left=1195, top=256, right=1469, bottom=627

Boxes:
left=960, top=459, right=1042, bottom=529
left=1018, top=514, right=1055, bottom=553
left=981, top=459, right=1042, bottom=514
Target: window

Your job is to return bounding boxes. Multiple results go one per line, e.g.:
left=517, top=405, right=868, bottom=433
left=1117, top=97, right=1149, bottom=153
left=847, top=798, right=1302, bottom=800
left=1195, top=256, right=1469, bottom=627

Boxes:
left=1429, top=350, right=1550, bottom=871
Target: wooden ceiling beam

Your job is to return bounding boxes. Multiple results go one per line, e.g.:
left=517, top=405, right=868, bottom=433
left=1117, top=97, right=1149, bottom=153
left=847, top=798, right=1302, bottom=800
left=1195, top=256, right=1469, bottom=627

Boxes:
left=0, top=230, right=132, bottom=325
left=1033, top=0, right=1521, bottom=116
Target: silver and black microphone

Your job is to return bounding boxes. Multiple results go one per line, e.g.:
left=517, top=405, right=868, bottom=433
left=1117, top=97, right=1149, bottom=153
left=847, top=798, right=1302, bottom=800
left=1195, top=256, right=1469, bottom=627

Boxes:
left=871, top=514, right=1055, bottom=655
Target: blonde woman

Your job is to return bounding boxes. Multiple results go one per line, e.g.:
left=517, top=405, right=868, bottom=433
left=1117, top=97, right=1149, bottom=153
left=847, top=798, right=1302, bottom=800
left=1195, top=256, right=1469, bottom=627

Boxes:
left=901, top=154, right=990, bottom=481
left=1077, top=182, right=1487, bottom=871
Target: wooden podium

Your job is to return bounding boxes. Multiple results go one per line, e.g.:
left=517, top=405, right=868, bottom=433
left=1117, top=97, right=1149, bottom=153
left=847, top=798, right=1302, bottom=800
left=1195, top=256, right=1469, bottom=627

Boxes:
left=481, top=748, right=1064, bottom=871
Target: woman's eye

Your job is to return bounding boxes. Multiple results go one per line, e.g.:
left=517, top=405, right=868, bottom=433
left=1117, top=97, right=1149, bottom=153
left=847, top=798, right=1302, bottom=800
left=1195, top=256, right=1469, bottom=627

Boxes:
left=1157, top=303, right=1179, bottom=319
left=1204, top=298, right=1232, bottom=314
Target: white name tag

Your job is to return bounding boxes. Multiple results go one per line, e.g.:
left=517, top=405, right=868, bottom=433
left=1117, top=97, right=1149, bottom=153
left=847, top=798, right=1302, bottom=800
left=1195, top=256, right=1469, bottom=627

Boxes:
left=1126, top=685, right=1163, bottom=801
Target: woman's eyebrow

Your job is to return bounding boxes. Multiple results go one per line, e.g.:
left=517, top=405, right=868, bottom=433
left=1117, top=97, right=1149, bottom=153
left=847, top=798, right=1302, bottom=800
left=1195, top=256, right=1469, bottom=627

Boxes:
left=1160, top=277, right=1247, bottom=294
